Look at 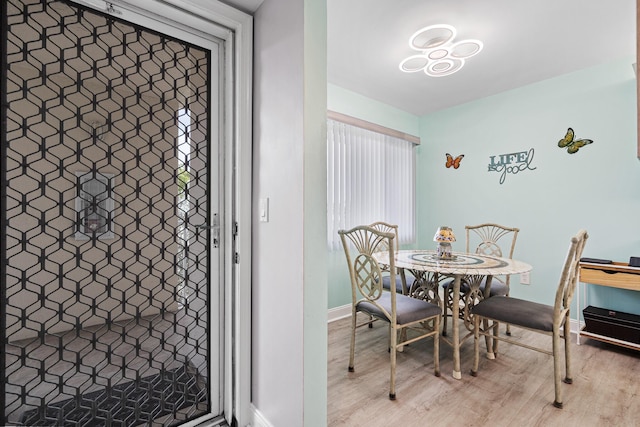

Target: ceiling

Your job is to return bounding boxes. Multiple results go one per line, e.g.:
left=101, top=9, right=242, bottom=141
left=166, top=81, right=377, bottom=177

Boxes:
left=328, top=0, right=636, bottom=116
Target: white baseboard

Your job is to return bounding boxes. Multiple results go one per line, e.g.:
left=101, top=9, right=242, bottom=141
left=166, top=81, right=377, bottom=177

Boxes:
left=249, top=404, right=274, bottom=427
left=327, top=304, right=351, bottom=323
left=570, top=318, right=585, bottom=336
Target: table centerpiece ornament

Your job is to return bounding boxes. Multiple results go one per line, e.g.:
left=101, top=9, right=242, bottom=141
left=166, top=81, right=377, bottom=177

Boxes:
left=434, top=226, right=456, bottom=260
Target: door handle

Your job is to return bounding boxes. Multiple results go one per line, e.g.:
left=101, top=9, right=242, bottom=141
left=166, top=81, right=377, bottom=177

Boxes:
left=195, top=213, right=219, bottom=248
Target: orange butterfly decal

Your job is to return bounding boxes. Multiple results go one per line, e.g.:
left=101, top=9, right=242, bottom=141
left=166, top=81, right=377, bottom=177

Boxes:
left=445, top=153, right=464, bottom=169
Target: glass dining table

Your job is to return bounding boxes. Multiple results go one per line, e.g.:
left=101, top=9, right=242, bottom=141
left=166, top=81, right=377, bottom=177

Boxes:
left=375, top=249, right=532, bottom=379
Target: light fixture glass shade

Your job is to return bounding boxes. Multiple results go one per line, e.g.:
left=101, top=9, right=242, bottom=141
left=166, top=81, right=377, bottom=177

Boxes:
left=450, top=39, right=483, bottom=58
left=425, top=58, right=464, bottom=77
left=400, top=24, right=483, bottom=77
left=409, top=24, right=456, bottom=50
left=399, top=54, right=431, bottom=72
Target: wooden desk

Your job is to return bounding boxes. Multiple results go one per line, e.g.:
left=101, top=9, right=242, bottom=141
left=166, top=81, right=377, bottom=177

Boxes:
left=577, top=261, right=640, bottom=350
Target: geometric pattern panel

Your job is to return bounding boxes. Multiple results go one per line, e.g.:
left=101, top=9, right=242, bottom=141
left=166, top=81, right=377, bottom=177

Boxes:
left=2, top=1, right=211, bottom=424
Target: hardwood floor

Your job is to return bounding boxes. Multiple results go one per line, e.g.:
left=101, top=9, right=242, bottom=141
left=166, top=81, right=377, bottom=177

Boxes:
left=328, top=314, right=640, bottom=426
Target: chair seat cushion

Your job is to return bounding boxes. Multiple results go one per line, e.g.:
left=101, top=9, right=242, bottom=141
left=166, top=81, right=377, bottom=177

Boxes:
left=382, top=270, right=415, bottom=294
left=480, top=278, right=508, bottom=297
left=382, top=275, right=406, bottom=294
left=470, top=296, right=555, bottom=332
left=441, top=278, right=471, bottom=293
left=357, top=292, right=441, bottom=326
left=442, top=277, right=508, bottom=296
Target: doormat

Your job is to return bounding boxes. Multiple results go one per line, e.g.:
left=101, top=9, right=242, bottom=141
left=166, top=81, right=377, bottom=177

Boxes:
left=20, top=365, right=206, bottom=426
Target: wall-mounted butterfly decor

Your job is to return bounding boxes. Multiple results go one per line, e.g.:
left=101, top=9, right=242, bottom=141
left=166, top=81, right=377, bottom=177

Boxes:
left=445, top=153, right=464, bottom=169
left=558, top=128, right=593, bottom=154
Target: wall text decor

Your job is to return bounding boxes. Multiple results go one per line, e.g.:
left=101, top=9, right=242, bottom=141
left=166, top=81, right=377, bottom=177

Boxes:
left=488, top=149, right=536, bottom=184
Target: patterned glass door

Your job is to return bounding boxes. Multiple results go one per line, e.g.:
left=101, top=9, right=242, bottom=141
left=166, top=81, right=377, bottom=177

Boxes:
left=1, top=0, right=224, bottom=425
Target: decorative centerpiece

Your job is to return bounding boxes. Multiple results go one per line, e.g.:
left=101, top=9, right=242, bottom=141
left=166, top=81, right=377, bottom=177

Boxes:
left=434, top=226, right=456, bottom=260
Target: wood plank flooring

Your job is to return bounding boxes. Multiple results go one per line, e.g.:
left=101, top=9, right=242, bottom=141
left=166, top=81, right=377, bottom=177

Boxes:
left=328, top=314, right=640, bottom=427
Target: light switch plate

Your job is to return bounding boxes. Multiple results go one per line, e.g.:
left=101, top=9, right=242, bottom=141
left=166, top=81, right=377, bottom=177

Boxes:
left=520, top=271, right=530, bottom=285
left=259, top=197, right=269, bottom=222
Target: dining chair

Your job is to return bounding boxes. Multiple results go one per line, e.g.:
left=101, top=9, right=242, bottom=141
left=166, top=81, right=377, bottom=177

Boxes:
left=470, top=229, right=588, bottom=409
left=442, top=223, right=519, bottom=336
left=339, top=225, right=441, bottom=400
left=369, top=221, right=413, bottom=295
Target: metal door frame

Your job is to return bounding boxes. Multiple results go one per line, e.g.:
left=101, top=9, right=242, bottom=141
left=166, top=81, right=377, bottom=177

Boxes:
left=0, top=0, right=253, bottom=425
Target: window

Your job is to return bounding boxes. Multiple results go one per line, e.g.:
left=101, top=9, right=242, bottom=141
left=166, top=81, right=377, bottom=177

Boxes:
left=327, top=113, right=417, bottom=250
left=75, top=171, right=114, bottom=240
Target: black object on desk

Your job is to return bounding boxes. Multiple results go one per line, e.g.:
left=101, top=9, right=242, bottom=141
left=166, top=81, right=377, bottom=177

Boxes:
left=583, top=306, right=640, bottom=345
left=630, top=257, right=640, bottom=267
left=579, top=257, right=613, bottom=264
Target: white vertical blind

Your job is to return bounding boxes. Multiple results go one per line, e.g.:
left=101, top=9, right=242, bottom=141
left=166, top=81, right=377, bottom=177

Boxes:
left=327, top=118, right=416, bottom=250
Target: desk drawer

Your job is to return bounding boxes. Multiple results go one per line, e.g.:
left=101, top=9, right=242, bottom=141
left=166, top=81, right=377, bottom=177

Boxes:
left=580, top=267, right=640, bottom=290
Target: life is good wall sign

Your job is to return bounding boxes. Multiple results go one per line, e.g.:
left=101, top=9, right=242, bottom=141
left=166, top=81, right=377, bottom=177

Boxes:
left=488, top=148, right=536, bottom=184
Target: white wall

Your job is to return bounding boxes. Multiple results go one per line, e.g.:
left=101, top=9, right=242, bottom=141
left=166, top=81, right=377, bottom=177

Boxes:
left=253, top=0, right=327, bottom=426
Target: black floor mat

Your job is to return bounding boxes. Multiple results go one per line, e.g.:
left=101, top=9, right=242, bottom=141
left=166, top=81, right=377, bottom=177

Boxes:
left=20, top=365, right=207, bottom=426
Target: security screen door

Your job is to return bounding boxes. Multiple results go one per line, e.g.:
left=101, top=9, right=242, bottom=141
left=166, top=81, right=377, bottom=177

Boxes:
left=1, top=0, right=227, bottom=425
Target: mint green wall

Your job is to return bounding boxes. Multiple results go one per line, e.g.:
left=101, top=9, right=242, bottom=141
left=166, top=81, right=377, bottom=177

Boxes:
left=328, top=57, right=640, bottom=316
left=417, top=56, right=640, bottom=315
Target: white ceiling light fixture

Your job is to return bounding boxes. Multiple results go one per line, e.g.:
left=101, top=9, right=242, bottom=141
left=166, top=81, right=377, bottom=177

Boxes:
left=399, top=24, right=483, bottom=77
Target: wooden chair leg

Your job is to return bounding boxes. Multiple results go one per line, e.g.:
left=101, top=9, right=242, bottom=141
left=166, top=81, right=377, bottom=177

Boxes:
left=434, top=317, right=441, bottom=377
left=491, top=320, right=500, bottom=356
left=348, top=311, right=357, bottom=372
left=552, top=326, right=563, bottom=408
left=471, top=315, right=480, bottom=376
left=563, top=315, right=573, bottom=384
left=389, top=325, right=397, bottom=400
left=505, top=291, right=512, bottom=336
left=398, top=327, right=406, bottom=352
left=480, top=318, right=493, bottom=359
left=442, top=286, right=449, bottom=336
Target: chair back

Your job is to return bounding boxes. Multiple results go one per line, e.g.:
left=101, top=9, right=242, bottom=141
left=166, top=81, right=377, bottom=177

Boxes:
left=554, top=229, right=589, bottom=321
left=339, top=225, right=397, bottom=321
left=466, top=223, right=519, bottom=259
left=369, top=221, right=400, bottom=253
